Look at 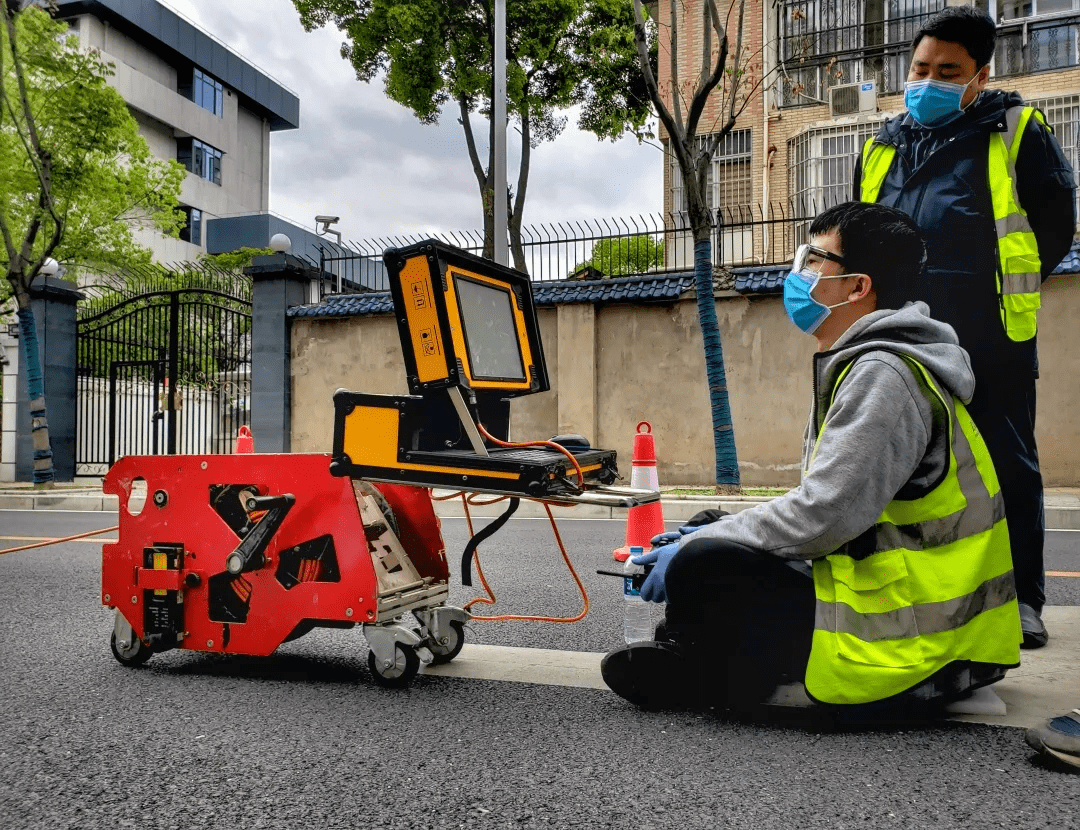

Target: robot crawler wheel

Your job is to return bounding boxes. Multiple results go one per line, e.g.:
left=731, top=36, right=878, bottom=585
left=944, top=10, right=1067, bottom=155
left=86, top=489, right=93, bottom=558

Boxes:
left=110, top=629, right=153, bottom=667
left=426, top=620, right=465, bottom=665
left=367, top=643, right=420, bottom=688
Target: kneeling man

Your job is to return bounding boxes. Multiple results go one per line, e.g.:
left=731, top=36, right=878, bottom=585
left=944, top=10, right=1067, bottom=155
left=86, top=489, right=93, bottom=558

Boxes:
left=602, top=202, right=1022, bottom=719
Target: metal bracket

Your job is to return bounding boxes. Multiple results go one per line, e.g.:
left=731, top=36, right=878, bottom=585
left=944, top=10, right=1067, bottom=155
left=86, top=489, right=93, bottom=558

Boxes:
left=413, top=605, right=470, bottom=648
left=447, top=387, right=488, bottom=456
left=542, top=485, right=661, bottom=508
left=363, top=622, right=433, bottom=666
left=113, top=611, right=140, bottom=659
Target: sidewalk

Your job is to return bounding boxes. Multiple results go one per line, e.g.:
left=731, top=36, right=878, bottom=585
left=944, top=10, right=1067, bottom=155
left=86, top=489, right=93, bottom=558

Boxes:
left=4, top=482, right=1078, bottom=530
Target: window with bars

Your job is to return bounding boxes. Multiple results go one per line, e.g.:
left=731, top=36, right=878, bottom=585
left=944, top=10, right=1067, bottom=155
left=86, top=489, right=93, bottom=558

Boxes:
left=777, top=0, right=955, bottom=105
left=669, top=130, right=755, bottom=264
left=994, top=3, right=1080, bottom=76
left=670, top=130, right=753, bottom=217
left=1028, top=94, right=1080, bottom=216
left=788, top=120, right=886, bottom=241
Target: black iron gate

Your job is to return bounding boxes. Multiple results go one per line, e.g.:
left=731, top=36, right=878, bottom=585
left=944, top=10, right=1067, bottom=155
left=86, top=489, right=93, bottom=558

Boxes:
left=76, top=279, right=252, bottom=477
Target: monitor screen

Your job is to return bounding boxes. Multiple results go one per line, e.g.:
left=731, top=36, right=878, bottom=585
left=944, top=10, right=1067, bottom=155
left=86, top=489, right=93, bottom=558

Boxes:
left=454, top=276, right=526, bottom=382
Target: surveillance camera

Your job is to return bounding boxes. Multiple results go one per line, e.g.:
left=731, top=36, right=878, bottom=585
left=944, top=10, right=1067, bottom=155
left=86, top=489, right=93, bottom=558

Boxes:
left=315, top=215, right=340, bottom=224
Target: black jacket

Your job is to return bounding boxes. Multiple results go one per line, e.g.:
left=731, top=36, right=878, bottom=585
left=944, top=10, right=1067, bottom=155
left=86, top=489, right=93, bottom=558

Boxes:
left=852, top=89, right=1076, bottom=390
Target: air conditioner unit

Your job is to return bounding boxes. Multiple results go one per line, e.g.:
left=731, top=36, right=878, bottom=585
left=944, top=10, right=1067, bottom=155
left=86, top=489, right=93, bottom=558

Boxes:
left=829, top=80, right=878, bottom=118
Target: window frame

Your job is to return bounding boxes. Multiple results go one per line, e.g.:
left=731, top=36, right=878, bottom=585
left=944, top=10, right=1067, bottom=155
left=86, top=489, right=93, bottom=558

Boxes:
left=192, top=68, right=224, bottom=117
left=788, top=119, right=886, bottom=240
left=670, top=129, right=754, bottom=217
left=179, top=206, right=203, bottom=247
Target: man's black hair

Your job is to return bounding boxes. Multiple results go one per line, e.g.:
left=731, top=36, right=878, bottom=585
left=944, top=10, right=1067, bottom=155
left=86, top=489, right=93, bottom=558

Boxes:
left=808, top=202, right=927, bottom=310
left=911, top=6, right=997, bottom=68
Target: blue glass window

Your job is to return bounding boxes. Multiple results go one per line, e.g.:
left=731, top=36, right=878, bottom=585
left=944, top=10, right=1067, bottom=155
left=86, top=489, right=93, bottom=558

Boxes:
left=178, top=138, right=223, bottom=185
left=180, top=207, right=202, bottom=246
left=193, top=69, right=223, bottom=117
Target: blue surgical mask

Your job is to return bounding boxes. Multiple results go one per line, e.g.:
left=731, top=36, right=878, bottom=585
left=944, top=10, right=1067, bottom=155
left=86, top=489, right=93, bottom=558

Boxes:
left=783, top=268, right=851, bottom=335
left=904, top=73, right=980, bottom=128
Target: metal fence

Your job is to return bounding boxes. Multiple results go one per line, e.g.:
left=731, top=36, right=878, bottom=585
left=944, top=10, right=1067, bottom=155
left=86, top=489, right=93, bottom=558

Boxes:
left=316, top=203, right=833, bottom=292
left=75, top=263, right=252, bottom=477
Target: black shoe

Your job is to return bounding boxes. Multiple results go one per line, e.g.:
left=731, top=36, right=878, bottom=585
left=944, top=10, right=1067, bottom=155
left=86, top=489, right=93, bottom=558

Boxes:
left=1019, top=602, right=1049, bottom=649
left=601, top=641, right=695, bottom=710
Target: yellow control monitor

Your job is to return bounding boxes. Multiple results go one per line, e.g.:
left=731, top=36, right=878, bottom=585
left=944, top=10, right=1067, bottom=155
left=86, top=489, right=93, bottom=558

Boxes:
left=384, top=240, right=550, bottom=398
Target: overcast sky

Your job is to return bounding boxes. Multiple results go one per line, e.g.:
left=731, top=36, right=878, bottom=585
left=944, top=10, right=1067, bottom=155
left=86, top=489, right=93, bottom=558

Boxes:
left=166, top=0, right=663, bottom=246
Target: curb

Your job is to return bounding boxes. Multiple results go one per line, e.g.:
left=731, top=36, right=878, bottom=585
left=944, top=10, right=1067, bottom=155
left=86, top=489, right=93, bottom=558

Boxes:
left=3, top=490, right=1079, bottom=531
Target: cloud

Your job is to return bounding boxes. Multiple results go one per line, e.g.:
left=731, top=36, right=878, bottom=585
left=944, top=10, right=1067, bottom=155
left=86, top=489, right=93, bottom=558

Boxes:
left=165, top=0, right=662, bottom=245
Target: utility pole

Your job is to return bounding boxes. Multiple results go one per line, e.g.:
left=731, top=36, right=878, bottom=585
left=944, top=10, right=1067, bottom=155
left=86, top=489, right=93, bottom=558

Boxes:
left=493, top=0, right=508, bottom=266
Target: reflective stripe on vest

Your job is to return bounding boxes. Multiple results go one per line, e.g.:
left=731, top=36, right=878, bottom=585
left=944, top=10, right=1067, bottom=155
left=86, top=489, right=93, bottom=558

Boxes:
left=804, top=354, right=1020, bottom=706
left=989, top=106, right=1042, bottom=341
left=859, top=106, right=1044, bottom=342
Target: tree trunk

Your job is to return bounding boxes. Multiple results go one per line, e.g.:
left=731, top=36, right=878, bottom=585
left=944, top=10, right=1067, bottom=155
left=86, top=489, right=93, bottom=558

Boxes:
left=16, top=306, right=55, bottom=487
left=690, top=228, right=740, bottom=492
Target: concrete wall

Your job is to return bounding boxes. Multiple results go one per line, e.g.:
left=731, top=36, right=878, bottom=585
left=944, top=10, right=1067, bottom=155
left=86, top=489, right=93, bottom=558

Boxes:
left=288, top=277, right=1080, bottom=487
left=1033, top=277, right=1080, bottom=486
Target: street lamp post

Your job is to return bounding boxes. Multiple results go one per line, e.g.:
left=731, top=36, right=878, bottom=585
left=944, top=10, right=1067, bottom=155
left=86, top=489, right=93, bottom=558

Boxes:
left=493, top=0, right=508, bottom=267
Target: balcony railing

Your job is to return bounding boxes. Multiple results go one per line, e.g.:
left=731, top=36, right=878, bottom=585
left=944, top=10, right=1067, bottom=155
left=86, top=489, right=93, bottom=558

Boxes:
left=776, top=5, right=1080, bottom=108
left=995, top=11, right=1080, bottom=77
left=777, top=7, right=941, bottom=106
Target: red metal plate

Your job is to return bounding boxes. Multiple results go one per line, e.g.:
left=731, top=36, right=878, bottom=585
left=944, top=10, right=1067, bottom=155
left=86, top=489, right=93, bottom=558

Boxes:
left=102, top=454, right=445, bottom=657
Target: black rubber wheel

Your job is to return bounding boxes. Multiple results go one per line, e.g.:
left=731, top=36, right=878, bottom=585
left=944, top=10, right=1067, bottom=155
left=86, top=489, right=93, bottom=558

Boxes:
left=367, top=643, right=420, bottom=688
left=426, top=619, right=465, bottom=665
left=110, top=630, right=153, bottom=667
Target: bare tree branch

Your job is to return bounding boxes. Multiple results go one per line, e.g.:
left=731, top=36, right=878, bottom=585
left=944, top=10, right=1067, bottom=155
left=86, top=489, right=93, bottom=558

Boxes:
left=669, top=0, right=683, bottom=136
left=684, top=0, right=729, bottom=142
left=630, top=0, right=691, bottom=178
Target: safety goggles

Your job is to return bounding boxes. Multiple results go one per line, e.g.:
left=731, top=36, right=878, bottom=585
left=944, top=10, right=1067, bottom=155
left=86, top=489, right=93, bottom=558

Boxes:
left=791, top=243, right=848, bottom=275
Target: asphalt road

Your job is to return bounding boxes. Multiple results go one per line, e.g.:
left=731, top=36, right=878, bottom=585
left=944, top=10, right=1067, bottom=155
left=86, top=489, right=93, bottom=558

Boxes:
left=1, top=511, right=1079, bottom=829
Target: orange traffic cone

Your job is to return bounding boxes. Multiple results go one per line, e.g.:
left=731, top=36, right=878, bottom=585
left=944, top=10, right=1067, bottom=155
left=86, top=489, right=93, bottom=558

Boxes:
left=235, top=425, right=254, bottom=453
left=613, top=421, right=666, bottom=562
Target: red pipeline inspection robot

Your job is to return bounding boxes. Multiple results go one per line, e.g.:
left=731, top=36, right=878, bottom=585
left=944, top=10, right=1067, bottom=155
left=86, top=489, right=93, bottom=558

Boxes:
left=101, top=240, right=658, bottom=688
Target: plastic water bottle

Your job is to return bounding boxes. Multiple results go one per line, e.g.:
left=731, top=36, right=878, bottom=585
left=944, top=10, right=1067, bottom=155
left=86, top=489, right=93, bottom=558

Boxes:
left=623, top=546, right=653, bottom=644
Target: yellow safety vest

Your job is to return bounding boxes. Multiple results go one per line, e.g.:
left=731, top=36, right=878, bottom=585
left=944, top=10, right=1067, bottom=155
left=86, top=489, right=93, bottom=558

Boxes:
left=860, top=106, right=1045, bottom=342
left=804, top=355, right=1021, bottom=706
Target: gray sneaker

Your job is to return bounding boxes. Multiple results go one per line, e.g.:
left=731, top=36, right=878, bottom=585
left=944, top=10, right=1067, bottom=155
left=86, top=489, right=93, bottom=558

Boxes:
left=1025, top=709, right=1080, bottom=771
left=1019, top=602, right=1049, bottom=649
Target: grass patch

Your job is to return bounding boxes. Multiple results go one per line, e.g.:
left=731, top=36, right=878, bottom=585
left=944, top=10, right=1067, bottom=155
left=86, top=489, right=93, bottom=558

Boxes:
left=662, top=487, right=787, bottom=497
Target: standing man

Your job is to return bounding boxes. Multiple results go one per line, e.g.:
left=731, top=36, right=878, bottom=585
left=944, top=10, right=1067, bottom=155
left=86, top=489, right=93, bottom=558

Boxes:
left=855, top=6, right=1076, bottom=648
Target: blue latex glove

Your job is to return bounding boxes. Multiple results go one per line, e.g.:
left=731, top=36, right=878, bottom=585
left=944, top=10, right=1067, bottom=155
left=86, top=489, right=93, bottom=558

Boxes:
left=631, top=541, right=682, bottom=604
left=650, top=526, right=698, bottom=548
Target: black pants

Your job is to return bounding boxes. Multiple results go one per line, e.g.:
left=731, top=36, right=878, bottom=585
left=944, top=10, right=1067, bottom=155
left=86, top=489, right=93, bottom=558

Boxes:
left=967, top=375, right=1045, bottom=611
left=662, top=537, right=815, bottom=708
left=661, top=537, right=992, bottom=719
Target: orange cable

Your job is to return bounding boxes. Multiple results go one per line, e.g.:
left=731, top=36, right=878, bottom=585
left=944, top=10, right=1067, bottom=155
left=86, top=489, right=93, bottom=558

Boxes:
left=474, top=422, right=585, bottom=489
left=426, top=424, right=589, bottom=622
left=0, top=524, right=120, bottom=556
left=463, top=497, right=589, bottom=623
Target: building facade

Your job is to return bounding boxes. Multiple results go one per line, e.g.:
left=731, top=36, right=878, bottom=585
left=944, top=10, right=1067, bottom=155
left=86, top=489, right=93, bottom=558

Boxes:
left=52, top=0, right=300, bottom=262
left=660, top=0, right=1080, bottom=265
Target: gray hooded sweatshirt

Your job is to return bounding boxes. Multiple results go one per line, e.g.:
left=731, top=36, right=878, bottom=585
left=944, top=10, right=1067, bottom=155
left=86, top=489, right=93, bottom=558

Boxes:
left=686, top=301, right=975, bottom=561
